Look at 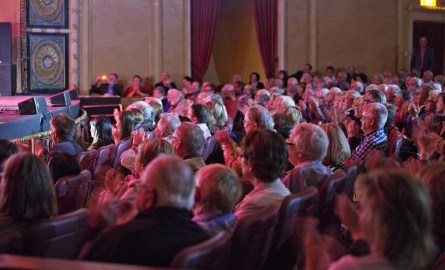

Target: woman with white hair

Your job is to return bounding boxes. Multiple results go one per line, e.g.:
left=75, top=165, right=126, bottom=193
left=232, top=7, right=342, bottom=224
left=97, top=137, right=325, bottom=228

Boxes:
left=282, top=123, right=333, bottom=193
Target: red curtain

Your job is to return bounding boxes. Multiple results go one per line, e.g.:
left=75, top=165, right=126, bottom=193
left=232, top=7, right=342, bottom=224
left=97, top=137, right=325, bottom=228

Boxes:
left=253, top=0, right=277, bottom=79
left=191, top=0, right=220, bottom=82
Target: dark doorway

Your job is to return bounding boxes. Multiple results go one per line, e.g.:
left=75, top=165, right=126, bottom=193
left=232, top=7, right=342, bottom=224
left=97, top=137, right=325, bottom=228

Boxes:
left=413, top=21, right=445, bottom=76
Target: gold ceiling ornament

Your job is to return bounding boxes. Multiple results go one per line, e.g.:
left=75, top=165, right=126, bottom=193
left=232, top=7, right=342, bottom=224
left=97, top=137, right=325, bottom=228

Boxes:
left=32, top=41, right=64, bottom=85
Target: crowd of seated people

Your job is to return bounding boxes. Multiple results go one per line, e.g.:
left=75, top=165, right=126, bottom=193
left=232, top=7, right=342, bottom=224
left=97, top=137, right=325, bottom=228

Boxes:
left=1, top=64, right=445, bottom=269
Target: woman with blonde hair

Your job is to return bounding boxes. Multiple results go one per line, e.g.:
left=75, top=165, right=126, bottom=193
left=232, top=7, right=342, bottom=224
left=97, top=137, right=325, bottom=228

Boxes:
left=205, top=94, right=231, bottom=134
left=329, top=169, right=436, bottom=269
left=320, top=123, right=351, bottom=172
left=193, top=164, right=242, bottom=234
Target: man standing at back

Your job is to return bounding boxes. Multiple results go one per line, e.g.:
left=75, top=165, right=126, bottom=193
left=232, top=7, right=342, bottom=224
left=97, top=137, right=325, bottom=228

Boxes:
left=411, top=36, right=436, bottom=75
left=82, top=155, right=209, bottom=266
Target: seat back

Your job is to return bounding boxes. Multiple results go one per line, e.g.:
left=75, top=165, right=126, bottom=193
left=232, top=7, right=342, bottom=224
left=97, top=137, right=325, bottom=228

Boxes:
left=203, top=136, right=224, bottom=165
left=317, top=171, right=346, bottom=225
left=0, top=229, right=23, bottom=255
left=55, top=170, right=92, bottom=215
left=388, top=127, right=402, bottom=159
left=342, top=165, right=357, bottom=198
left=435, top=251, right=445, bottom=270
left=231, top=206, right=278, bottom=270
left=22, top=209, right=90, bottom=259
left=170, top=231, right=231, bottom=270
left=77, top=149, right=98, bottom=173
left=113, top=139, right=132, bottom=167
left=93, top=144, right=116, bottom=181
left=274, top=186, right=318, bottom=249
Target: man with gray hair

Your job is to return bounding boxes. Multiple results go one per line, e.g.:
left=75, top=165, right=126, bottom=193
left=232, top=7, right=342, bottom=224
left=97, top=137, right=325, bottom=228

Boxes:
left=216, top=105, right=274, bottom=175
left=82, top=155, right=209, bottom=266
left=349, top=102, right=388, bottom=161
left=254, top=89, right=271, bottom=107
left=172, top=122, right=206, bottom=172
left=155, top=113, right=181, bottom=143
left=282, top=123, right=333, bottom=193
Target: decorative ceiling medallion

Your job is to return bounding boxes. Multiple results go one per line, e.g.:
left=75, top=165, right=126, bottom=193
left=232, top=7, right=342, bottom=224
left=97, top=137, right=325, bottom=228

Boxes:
left=27, top=0, right=67, bottom=28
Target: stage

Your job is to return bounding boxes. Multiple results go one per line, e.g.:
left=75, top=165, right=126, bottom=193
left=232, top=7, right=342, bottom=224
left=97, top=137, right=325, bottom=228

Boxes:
left=0, top=96, right=80, bottom=140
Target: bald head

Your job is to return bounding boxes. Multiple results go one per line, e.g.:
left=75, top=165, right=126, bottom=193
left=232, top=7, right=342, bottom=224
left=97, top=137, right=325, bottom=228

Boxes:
left=138, top=155, right=195, bottom=210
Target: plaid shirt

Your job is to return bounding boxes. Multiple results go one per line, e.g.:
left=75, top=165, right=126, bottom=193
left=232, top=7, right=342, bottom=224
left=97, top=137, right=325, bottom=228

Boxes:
left=350, top=128, right=388, bottom=161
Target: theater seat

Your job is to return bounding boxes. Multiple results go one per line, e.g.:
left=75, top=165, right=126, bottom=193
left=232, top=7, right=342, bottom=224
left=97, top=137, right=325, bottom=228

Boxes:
left=0, top=229, right=23, bottom=255
left=22, top=209, right=90, bottom=259
left=317, top=171, right=346, bottom=226
left=113, top=139, right=132, bottom=167
left=230, top=206, right=278, bottom=270
left=342, top=165, right=358, bottom=199
left=264, top=187, right=318, bottom=270
left=170, top=231, right=231, bottom=270
left=93, top=144, right=116, bottom=181
left=55, top=170, right=92, bottom=215
left=77, top=149, right=98, bottom=173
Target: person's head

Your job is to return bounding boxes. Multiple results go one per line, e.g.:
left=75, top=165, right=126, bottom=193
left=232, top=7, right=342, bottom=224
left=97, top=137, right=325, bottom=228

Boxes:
left=417, top=84, right=433, bottom=106
left=279, top=70, right=288, bottom=80
left=50, top=113, right=76, bottom=142
left=364, top=88, right=386, bottom=105
left=272, top=112, right=293, bottom=139
left=277, top=105, right=302, bottom=128
left=423, top=70, right=434, bottom=83
left=303, top=63, right=312, bottom=73
left=182, top=76, right=192, bottom=88
left=243, top=105, right=274, bottom=134
left=288, top=123, right=329, bottom=165
left=326, top=66, right=334, bottom=77
left=137, top=155, right=195, bottom=211
left=153, top=86, right=166, bottom=99
left=320, top=123, right=351, bottom=167
left=47, top=152, right=81, bottom=183
left=350, top=81, right=365, bottom=93
left=336, top=71, right=347, bottom=82
left=0, top=153, right=57, bottom=222
left=202, top=83, right=216, bottom=94
left=89, top=116, right=113, bottom=145
left=232, top=74, right=242, bottom=84
left=361, top=102, right=388, bottom=133
left=172, top=122, right=205, bottom=159
left=167, top=89, right=184, bottom=106
left=356, top=169, right=436, bottom=269
left=161, top=71, right=171, bottom=81
left=425, top=91, right=438, bottom=113
left=343, top=90, right=361, bottom=111
left=144, top=97, right=163, bottom=123
left=195, top=164, right=241, bottom=215
left=131, top=75, right=142, bottom=86
left=419, top=36, right=428, bottom=48
left=0, top=140, right=18, bottom=172
left=156, top=113, right=181, bottom=138
left=250, top=72, right=260, bottom=83
left=372, top=73, right=384, bottom=85
left=206, top=95, right=228, bottom=130
left=241, top=128, right=288, bottom=182
left=437, top=92, right=445, bottom=114
left=187, top=103, right=210, bottom=125
left=108, top=73, right=118, bottom=85
left=418, top=162, right=445, bottom=245
left=384, top=104, right=397, bottom=131
left=385, top=85, right=401, bottom=104
left=126, top=101, right=155, bottom=131
left=254, top=89, right=270, bottom=106
left=117, top=110, right=135, bottom=140
left=136, top=139, right=174, bottom=175
left=394, top=90, right=411, bottom=107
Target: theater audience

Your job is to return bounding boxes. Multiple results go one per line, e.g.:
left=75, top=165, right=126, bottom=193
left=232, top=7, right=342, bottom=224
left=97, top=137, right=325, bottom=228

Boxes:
left=323, top=169, right=436, bottom=269
left=172, top=122, right=206, bottom=172
left=155, top=113, right=181, bottom=144
left=47, top=113, right=84, bottom=157
left=90, top=73, right=124, bottom=96
left=0, top=139, right=18, bottom=171
left=349, top=102, right=388, bottom=163
left=283, top=123, right=333, bottom=193
left=47, top=152, right=81, bottom=184
left=0, top=153, right=57, bottom=231
left=193, top=164, right=241, bottom=234
left=88, top=116, right=114, bottom=150
left=123, top=75, right=148, bottom=97
left=235, top=129, right=290, bottom=219
left=82, top=155, right=209, bottom=267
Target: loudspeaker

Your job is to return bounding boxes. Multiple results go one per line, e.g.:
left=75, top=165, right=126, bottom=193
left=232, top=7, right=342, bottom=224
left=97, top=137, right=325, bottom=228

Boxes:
left=0, top=23, right=12, bottom=96
left=65, top=88, right=79, bottom=100
left=18, top=96, right=48, bottom=115
left=50, top=91, right=71, bottom=106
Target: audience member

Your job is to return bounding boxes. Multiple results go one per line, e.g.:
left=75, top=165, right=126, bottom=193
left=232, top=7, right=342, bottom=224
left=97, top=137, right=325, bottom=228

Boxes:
left=47, top=152, right=81, bottom=183
left=172, top=122, right=206, bottom=172
left=235, top=129, right=290, bottom=219
left=155, top=113, right=181, bottom=143
left=0, top=139, right=18, bottom=171
left=88, top=116, right=114, bottom=150
left=193, top=164, right=241, bottom=234
left=90, top=73, right=123, bottom=96
left=82, top=155, right=209, bottom=267
left=47, top=113, right=84, bottom=157
left=123, top=75, right=149, bottom=97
